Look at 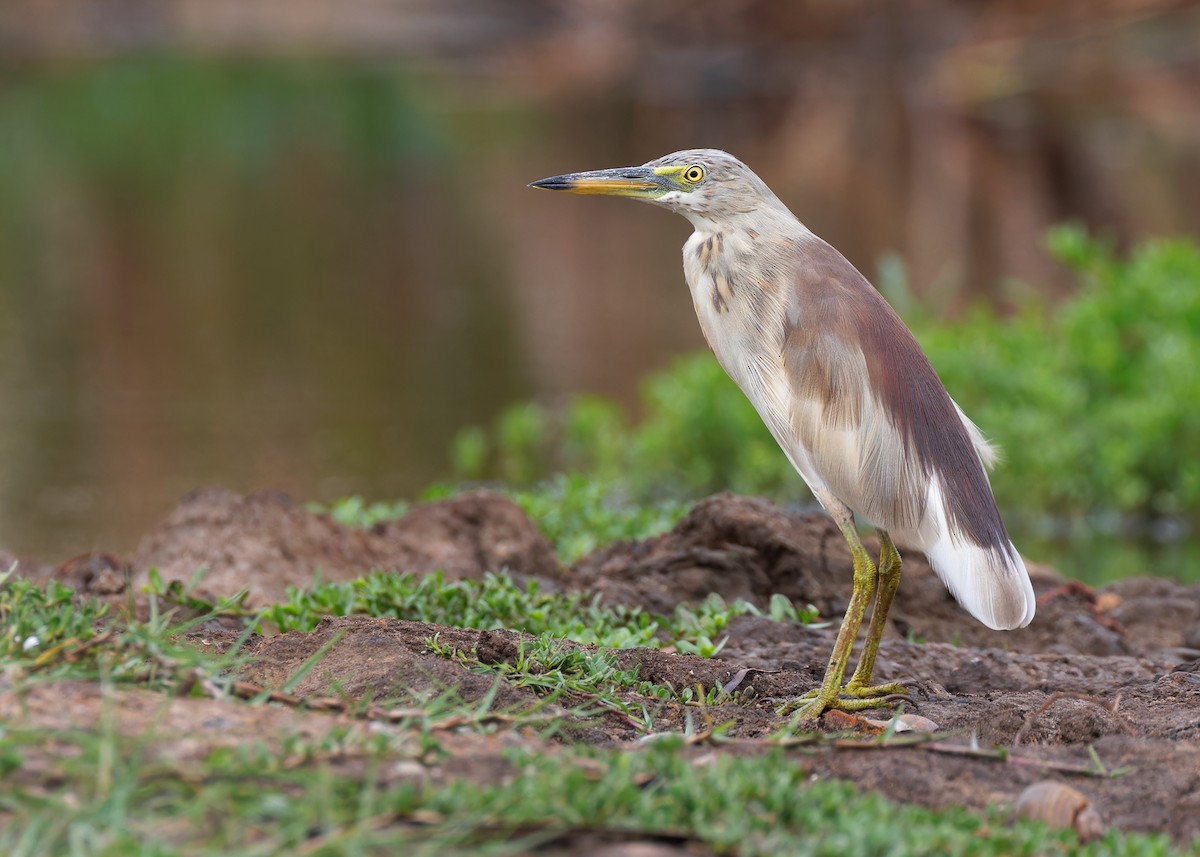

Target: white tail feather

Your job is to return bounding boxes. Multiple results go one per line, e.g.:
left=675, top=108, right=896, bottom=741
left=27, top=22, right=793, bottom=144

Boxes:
left=919, top=477, right=1035, bottom=631
left=926, top=536, right=1035, bottom=630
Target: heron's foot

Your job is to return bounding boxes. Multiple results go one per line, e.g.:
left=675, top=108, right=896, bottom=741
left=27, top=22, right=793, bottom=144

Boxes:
left=777, top=680, right=910, bottom=719
left=843, top=679, right=907, bottom=699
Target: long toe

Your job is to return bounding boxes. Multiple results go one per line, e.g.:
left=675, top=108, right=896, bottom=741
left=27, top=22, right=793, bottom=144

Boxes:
left=841, top=680, right=908, bottom=699
left=778, top=682, right=911, bottom=720
left=781, top=693, right=838, bottom=721
left=848, top=690, right=915, bottom=709
left=775, top=688, right=822, bottom=716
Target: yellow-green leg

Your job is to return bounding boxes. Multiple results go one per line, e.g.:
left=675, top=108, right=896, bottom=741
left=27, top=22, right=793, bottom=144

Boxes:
left=781, top=517, right=879, bottom=717
left=780, top=517, right=907, bottom=719
left=844, top=530, right=905, bottom=698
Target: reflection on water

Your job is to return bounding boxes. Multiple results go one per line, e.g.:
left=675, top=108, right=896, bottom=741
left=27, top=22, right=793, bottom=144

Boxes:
left=0, top=18, right=1198, bottom=582
left=0, top=59, right=704, bottom=555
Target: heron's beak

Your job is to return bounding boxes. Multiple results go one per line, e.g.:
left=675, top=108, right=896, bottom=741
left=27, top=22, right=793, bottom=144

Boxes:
left=529, top=166, right=667, bottom=198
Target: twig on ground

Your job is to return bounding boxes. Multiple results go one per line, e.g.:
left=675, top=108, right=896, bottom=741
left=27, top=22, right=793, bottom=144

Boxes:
left=916, top=741, right=1111, bottom=776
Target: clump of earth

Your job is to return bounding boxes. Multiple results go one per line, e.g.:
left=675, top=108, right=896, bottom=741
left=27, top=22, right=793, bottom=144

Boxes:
left=5, top=489, right=1200, bottom=844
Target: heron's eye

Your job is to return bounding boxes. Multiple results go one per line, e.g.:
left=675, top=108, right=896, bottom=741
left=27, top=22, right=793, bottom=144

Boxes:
left=682, top=165, right=705, bottom=183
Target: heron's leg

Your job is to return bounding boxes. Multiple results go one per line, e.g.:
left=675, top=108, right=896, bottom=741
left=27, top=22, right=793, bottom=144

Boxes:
left=843, top=530, right=906, bottom=698
left=781, top=509, right=882, bottom=717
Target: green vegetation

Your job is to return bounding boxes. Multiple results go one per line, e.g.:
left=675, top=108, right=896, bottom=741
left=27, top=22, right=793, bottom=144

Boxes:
left=321, top=474, right=690, bottom=565
left=0, top=726, right=1184, bottom=857
left=922, top=227, right=1200, bottom=520
left=430, top=634, right=723, bottom=713
left=506, top=475, right=689, bottom=564
left=0, top=572, right=245, bottom=691
left=1, top=575, right=107, bottom=661
left=449, top=367, right=800, bottom=503
left=317, top=495, right=410, bottom=529
left=257, top=568, right=799, bottom=652
left=1, top=573, right=1195, bottom=855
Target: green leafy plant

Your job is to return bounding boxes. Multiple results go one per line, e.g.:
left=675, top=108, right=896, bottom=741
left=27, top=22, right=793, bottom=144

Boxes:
left=312, top=495, right=410, bottom=529
left=506, top=474, right=689, bottom=564
left=315, top=475, right=688, bottom=565
left=431, top=634, right=678, bottom=719
left=0, top=572, right=108, bottom=661
left=256, top=570, right=793, bottom=654
left=449, top=355, right=801, bottom=504
left=923, top=226, right=1200, bottom=520
left=0, top=570, right=250, bottom=692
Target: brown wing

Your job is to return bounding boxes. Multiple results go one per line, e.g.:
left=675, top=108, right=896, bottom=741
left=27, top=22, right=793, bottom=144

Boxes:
left=782, top=238, right=1012, bottom=555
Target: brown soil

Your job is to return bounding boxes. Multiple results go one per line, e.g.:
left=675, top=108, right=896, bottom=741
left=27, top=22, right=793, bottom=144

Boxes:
left=6, top=489, right=1200, bottom=847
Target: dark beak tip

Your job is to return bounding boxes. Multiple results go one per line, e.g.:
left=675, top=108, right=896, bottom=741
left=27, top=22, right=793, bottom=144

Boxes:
left=529, top=177, right=569, bottom=191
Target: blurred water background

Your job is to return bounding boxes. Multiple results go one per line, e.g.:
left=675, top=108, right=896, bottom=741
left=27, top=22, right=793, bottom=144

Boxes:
left=1, top=1, right=1198, bottom=579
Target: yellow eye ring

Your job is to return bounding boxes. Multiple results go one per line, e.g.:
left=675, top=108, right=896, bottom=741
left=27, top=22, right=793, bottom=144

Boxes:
left=682, top=165, right=705, bottom=183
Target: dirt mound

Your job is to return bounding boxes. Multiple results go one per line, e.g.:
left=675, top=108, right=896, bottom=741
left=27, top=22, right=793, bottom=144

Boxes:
left=46, top=489, right=1200, bottom=663
left=575, top=493, right=1199, bottom=659
left=240, top=618, right=538, bottom=713
left=573, top=494, right=840, bottom=614
left=124, top=488, right=561, bottom=606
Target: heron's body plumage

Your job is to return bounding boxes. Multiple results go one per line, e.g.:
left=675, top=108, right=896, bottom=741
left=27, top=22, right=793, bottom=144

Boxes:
left=531, top=147, right=1035, bottom=717
left=684, top=215, right=1034, bottom=631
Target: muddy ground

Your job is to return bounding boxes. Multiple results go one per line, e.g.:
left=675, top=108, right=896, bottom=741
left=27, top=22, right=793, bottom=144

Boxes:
left=5, top=489, right=1200, bottom=846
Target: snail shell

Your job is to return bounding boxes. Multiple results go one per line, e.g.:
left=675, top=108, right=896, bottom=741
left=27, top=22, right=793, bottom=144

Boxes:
left=861, top=713, right=940, bottom=734
left=1014, top=780, right=1105, bottom=842
left=894, top=713, right=939, bottom=734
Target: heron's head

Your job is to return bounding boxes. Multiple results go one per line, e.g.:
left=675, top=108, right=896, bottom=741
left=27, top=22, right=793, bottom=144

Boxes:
left=530, top=149, right=784, bottom=227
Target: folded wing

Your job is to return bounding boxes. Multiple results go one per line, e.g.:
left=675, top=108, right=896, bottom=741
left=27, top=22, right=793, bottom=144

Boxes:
left=778, top=238, right=1034, bottom=630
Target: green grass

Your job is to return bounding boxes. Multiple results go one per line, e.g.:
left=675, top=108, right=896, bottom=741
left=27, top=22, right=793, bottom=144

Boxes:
left=0, top=726, right=1188, bottom=857
left=255, top=568, right=810, bottom=652
left=1, top=573, right=108, bottom=659
left=226, top=556, right=812, bottom=720
left=430, top=633, right=744, bottom=718
left=0, top=571, right=247, bottom=690
left=2, top=573, right=1197, bottom=855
